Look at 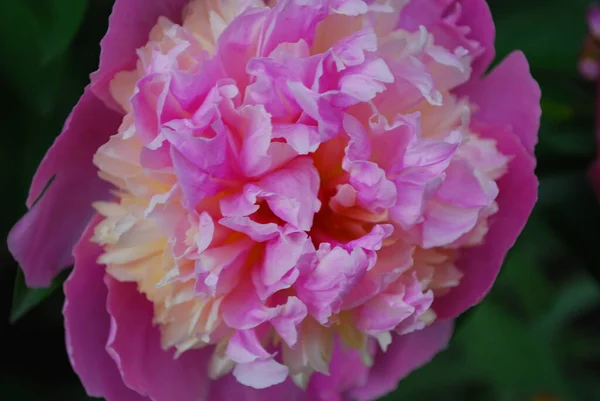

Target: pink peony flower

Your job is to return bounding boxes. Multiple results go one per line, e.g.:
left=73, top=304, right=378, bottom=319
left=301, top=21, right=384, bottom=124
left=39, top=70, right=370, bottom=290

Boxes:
left=8, top=0, right=540, bottom=400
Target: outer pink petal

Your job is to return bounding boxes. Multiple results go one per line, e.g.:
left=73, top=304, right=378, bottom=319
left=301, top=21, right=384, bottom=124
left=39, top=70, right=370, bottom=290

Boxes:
left=306, top=340, right=372, bottom=401
left=90, top=0, right=190, bottom=109
left=430, top=52, right=539, bottom=319
left=208, top=374, right=302, bottom=401
left=434, top=121, right=537, bottom=319
left=208, top=342, right=372, bottom=401
left=8, top=88, right=121, bottom=287
left=105, top=278, right=211, bottom=401
left=63, top=215, right=147, bottom=401
left=350, top=321, right=454, bottom=401
left=457, top=51, right=541, bottom=155
left=455, top=0, right=495, bottom=77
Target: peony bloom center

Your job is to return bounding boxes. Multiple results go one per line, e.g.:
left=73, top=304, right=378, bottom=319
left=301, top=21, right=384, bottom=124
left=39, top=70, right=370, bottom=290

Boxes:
left=91, top=0, right=509, bottom=390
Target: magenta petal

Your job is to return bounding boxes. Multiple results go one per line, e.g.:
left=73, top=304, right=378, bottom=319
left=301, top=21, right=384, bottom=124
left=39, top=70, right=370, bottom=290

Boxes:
left=455, top=0, right=495, bottom=77
left=457, top=51, right=541, bottom=155
left=306, top=340, right=371, bottom=400
left=434, top=121, right=538, bottom=319
left=63, top=216, right=147, bottom=401
left=8, top=88, right=121, bottom=287
left=105, top=278, right=211, bottom=401
left=398, top=0, right=495, bottom=78
left=430, top=52, right=539, bottom=319
left=90, top=0, right=190, bottom=109
left=208, top=374, right=301, bottom=401
left=350, top=321, right=454, bottom=401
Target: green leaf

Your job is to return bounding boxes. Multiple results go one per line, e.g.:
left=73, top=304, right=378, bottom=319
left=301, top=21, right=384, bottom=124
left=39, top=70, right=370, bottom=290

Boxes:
left=455, top=302, right=572, bottom=399
left=0, top=0, right=88, bottom=114
left=537, top=119, right=596, bottom=163
left=492, top=210, right=558, bottom=318
left=10, top=269, right=67, bottom=323
left=389, top=348, right=483, bottom=401
left=36, top=0, right=90, bottom=64
left=533, top=72, right=596, bottom=167
left=538, top=172, right=600, bottom=284
left=0, top=1, right=43, bottom=91
left=536, top=276, right=600, bottom=337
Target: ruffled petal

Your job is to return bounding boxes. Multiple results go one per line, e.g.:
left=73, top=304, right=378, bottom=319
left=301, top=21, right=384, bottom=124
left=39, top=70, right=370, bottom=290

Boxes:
left=457, top=51, right=541, bottom=155
left=91, top=0, right=191, bottom=109
left=63, top=216, right=147, bottom=401
left=8, top=88, right=121, bottom=287
left=433, top=121, right=537, bottom=319
left=350, top=321, right=453, bottom=401
left=398, top=0, right=495, bottom=78
left=105, top=278, right=211, bottom=401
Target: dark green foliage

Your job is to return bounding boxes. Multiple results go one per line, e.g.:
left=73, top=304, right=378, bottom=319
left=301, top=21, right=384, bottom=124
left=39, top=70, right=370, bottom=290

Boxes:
left=1, top=0, right=600, bottom=400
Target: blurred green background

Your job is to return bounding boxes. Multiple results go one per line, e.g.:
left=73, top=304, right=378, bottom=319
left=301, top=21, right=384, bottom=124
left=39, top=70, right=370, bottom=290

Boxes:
left=1, top=0, right=600, bottom=400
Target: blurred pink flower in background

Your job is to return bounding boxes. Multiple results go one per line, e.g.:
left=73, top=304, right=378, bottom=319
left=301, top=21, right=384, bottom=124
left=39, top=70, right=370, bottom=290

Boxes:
left=581, top=3, right=600, bottom=197
left=7, top=0, right=540, bottom=400
left=579, top=4, right=600, bottom=80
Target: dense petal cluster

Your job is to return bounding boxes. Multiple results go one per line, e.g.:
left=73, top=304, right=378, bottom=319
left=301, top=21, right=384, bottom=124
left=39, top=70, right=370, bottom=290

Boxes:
left=7, top=0, right=540, bottom=400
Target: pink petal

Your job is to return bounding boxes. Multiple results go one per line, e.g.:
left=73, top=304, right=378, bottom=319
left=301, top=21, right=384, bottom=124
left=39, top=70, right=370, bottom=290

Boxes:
left=336, top=58, right=394, bottom=105
left=396, top=0, right=453, bottom=31
left=208, top=374, right=301, bottom=401
left=330, top=0, right=368, bottom=16
left=355, top=274, right=433, bottom=335
left=398, top=0, right=495, bottom=78
left=233, top=358, right=289, bottom=389
left=215, top=8, right=270, bottom=89
left=457, top=51, right=541, bottom=155
left=296, top=245, right=370, bottom=324
left=457, top=0, right=495, bottom=77
left=63, top=215, right=146, bottom=401
left=261, top=229, right=308, bottom=288
left=130, top=74, right=169, bottom=148
left=221, top=158, right=321, bottom=232
left=433, top=121, right=537, bottom=319
left=305, top=339, right=372, bottom=400
left=195, top=240, right=253, bottom=296
left=331, top=28, right=377, bottom=69
left=218, top=216, right=281, bottom=242
left=227, top=329, right=273, bottom=364
left=288, top=81, right=343, bottom=142
left=343, top=114, right=397, bottom=212
left=420, top=160, right=498, bottom=248
left=421, top=200, right=483, bottom=248
left=258, top=157, right=322, bottom=230
left=270, top=296, right=308, bottom=346
left=260, top=0, right=329, bottom=57
left=350, top=321, right=454, bottom=401
left=227, top=330, right=289, bottom=389
left=237, top=105, right=276, bottom=177
left=221, top=283, right=274, bottom=330
left=91, top=0, right=190, bottom=110
left=221, top=282, right=306, bottom=343
left=344, top=242, right=414, bottom=309
left=8, top=88, right=121, bottom=287
left=105, top=278, right=211, bottom=401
